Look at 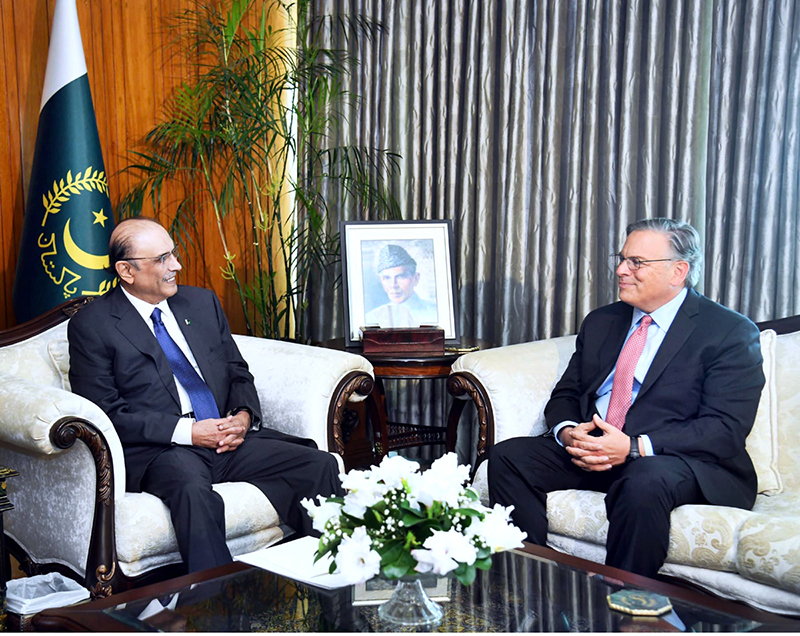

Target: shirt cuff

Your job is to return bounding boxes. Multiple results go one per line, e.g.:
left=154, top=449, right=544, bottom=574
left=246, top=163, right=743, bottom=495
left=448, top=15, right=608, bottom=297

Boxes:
left=553, top=421, right=579, bottom=447
left=640, top=434, right=654, bottom=456
left=171, top=417, right=195, bottom=445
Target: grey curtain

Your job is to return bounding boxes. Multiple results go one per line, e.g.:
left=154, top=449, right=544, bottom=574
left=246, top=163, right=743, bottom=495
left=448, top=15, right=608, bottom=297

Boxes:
left=307, top=0, right=800, bottom=461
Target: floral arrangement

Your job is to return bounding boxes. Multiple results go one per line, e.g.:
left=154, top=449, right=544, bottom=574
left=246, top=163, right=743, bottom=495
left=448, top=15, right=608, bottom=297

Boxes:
left=301, top=453, right=527, bottom=585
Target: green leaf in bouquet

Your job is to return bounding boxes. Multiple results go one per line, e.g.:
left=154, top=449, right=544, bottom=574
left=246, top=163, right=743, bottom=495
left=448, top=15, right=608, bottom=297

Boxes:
left=475, top=556, right=493, bottom=570
left=399, top=500, right=425, bottom=517
left=364, top=508, right=383, bottom=530
left=475, top=545, right=492, bottom=561
left=379, top=539, right=405, bottom=566
left=453, top=562, right=477, bottom=586
left=382, top=551, right=418, bottom=579
left=401, top=511, right=429, bottom=527
left=454, top=507, right=483, bottom=518
left=402, top=530, right=418, bottom=551
left=315, top=535, right=341, bottom=561
left=371, top=499, right=388, bottom=515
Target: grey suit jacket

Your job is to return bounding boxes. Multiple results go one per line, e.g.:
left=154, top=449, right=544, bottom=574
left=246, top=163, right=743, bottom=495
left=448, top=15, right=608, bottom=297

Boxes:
left=544, top=289, right=765, bottom=510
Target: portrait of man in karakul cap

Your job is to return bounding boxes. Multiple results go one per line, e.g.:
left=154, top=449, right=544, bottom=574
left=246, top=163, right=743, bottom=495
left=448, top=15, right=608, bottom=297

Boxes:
left=364, top=244, right=438, bottom=328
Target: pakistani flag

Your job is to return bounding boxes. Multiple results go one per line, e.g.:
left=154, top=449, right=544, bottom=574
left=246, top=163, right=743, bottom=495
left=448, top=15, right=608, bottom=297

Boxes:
left=13, top=0, right=115, bottom=324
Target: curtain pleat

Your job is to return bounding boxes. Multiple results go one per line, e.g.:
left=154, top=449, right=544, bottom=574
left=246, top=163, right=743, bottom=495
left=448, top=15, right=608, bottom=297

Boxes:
left=307, top=0, right=800, bottom=464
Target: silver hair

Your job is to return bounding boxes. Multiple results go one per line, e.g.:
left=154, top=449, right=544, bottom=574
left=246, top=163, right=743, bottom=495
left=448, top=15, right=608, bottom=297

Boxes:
left=626, top=218, right=703, bottom=288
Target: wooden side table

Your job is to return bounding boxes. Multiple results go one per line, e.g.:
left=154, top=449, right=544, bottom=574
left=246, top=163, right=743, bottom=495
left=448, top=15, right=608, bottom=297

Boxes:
left=319, top=338, right=491, bottom=468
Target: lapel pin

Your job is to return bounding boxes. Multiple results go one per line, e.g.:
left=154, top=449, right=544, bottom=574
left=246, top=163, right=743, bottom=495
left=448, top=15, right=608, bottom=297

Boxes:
left=185, top=319, right=191, bottom=326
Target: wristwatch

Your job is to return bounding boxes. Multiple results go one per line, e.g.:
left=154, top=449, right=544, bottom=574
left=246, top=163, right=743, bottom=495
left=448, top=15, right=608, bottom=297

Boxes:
left=627, top=436, right=641, bottom=462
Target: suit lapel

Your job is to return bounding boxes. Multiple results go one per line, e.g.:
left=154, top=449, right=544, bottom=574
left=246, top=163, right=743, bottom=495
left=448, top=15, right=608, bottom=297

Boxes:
left=110, top=287, right=181, bottom=409
left=636, top=289, right=699, bottom=399
left=587, top=306, right=632, bottom=395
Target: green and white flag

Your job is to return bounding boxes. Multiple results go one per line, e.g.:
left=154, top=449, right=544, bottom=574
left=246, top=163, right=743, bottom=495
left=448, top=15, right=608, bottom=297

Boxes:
left=13, top=0, right=115, bottom=323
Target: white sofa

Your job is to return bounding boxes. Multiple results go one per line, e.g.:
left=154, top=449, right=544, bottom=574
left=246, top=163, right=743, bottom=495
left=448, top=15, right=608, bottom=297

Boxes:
left=448, top=319, right=800, bottom=615
left=0, top=299, right=374, bottom=598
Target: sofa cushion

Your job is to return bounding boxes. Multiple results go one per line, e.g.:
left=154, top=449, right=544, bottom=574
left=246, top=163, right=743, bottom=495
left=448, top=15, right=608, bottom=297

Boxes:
left=737, top=503, right=800, bottom=595
left=546, top=490, right=753, bottom=573
left=746, top=329, right=781, bottom=495
left=115, top=482, right=282, bottom=577
left=774, top=329, right=800, bottom=491
left=47, top=339, right=71, bottom=392
left=0, top=322, right=68, bottom=389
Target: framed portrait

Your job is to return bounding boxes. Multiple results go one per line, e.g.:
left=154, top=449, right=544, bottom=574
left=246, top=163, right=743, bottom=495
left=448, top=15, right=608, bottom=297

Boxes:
left=340, top=220, right=458, bottom=346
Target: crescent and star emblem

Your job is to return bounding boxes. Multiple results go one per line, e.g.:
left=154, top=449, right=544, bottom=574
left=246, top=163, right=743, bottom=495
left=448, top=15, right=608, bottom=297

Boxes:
left=37, top=167, right=115, bottom=298
left=63, top=217, right=109, bottom=270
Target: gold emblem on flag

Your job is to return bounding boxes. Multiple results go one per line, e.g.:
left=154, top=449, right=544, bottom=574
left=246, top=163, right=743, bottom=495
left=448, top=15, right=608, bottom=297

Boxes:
left=37, top=167, right=116, bottom=299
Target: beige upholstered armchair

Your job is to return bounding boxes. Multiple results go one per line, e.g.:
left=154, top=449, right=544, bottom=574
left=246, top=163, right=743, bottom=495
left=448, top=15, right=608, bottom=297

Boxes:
left=0, top=298, right=374, bottom=598
left=447, top=317, right=800, bottom=615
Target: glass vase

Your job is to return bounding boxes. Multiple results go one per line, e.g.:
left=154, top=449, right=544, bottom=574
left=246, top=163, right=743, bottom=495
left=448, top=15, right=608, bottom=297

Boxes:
left=378, top=577, right=444, bottom=627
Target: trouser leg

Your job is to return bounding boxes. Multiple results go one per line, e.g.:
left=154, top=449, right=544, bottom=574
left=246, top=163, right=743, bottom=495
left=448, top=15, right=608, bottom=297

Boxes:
left=215, top=432, right=344, bottom=537
left=141, top=447, right=231, bottom=573
left=604, top=456, right=704, bottom=578
left=487, top=435, right=600, bottom=545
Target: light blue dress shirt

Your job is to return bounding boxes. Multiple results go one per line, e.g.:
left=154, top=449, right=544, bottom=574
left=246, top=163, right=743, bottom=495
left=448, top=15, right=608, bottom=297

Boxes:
left=555, top=287, right=688, bottom=456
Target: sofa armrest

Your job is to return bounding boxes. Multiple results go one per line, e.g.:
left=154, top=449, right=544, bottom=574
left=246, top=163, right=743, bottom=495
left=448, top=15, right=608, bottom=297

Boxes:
left=0, top=372, right=127, bottom=596
left=0, top=372, right=126, bottom=500
left=448, top=336, right=577, bottom=461
left=233, top=336, right=374, bottom=453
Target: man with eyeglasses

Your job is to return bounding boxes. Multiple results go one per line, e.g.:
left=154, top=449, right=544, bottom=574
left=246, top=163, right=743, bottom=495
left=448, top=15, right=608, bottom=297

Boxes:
left=68, top=217, right=344, bottom=573
left=488, top=218, right=764, bottom=578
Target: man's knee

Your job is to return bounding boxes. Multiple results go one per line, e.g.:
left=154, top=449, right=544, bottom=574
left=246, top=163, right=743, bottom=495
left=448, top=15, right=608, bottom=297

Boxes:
left=607, top=459, right=698, bottom=512
left=487, top=439, right=514, bottom=479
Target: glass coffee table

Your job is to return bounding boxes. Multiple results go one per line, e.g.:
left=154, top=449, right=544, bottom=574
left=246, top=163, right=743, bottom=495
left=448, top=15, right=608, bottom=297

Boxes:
left=33, top=543, right=799, bottom=632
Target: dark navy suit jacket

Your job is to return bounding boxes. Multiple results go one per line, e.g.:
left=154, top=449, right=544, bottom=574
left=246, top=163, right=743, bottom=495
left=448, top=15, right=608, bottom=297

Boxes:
left=68, top=285, right=266, bottom=492
left=544, top=289, right=765, bottom=510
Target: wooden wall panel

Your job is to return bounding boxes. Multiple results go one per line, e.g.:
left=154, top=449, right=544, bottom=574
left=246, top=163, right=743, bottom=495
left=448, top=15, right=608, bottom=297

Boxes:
left=0, top=0, right=261, bottom=333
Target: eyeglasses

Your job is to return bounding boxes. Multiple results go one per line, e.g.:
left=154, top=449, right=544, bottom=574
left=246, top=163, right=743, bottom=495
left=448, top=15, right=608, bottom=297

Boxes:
left=609, top=253, right=675, bottom=271
left=125, top=247, right=180, bottom=266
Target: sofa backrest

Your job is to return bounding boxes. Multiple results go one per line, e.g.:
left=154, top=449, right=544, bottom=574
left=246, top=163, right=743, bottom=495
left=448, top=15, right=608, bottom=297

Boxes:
left=0, top=321, right=69, bottom=390
left=773, top=329, right=800, bottom=490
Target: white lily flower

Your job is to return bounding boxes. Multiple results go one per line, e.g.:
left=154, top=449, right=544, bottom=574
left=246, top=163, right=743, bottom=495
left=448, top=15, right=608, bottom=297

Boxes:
left=300, top=495, right=343, bottom=533
left=334, top=526, right=381, bottom=584
left=342, top=487, right=384, bottom=519
left=411, top=528, right=477, bottom=575
left=466, top=503, right=527, bottom=552
left=407, top=453, right=470, bottom=508
left=371, top=454, right=420, bottom=489
left=339, top=469, right=386, bottom=519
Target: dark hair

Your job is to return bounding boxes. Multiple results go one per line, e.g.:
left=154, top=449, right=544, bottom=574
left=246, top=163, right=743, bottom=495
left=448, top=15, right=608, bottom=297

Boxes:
left=108, top=217, right=163, bottom=274
left=626, top=218, right=703, bottom=288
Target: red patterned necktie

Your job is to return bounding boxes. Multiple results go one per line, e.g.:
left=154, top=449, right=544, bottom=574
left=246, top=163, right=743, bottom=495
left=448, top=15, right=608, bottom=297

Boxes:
left=606, top=315, right=653, bottom=429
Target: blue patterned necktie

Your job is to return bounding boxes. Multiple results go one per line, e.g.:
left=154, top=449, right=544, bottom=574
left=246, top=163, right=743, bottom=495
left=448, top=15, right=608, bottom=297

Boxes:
left=151, top=307, right=220, bottom=420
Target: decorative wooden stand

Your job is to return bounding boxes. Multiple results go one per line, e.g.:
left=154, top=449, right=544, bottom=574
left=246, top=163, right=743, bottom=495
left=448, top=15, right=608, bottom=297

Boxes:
left=319, top=338, right=490, bottom=469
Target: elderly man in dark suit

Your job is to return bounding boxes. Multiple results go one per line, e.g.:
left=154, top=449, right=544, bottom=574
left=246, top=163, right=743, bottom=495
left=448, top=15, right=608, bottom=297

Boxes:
left=488, top=218, right=765, bottom=578
left=68, top=217, right=343, bottom=573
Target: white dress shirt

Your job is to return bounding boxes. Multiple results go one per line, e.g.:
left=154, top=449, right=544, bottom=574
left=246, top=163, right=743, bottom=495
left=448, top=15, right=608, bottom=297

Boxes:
left=554, top=287, right=688, bottom=456
left=121, top=286, right=205, bottom=445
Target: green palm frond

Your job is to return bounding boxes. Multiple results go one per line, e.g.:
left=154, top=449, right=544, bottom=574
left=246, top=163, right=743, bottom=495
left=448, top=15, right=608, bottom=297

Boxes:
left=118, top=0, right=400, bottom=341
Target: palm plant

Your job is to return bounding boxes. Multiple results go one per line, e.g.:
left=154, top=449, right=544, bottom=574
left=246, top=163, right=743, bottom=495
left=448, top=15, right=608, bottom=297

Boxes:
left=118, top=0, right=399, bottom=340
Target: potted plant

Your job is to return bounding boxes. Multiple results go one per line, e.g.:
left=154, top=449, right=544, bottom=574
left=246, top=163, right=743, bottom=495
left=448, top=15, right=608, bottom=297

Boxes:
left=118, top=0, right=399, bottom=340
